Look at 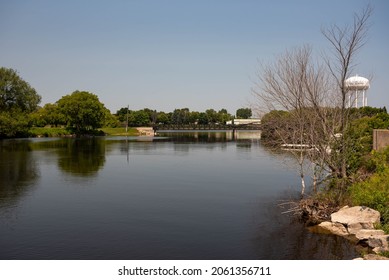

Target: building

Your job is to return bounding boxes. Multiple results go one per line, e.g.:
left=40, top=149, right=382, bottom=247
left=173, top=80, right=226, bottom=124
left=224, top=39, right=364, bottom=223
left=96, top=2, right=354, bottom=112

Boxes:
left=226, top=119, right=261, bottom=125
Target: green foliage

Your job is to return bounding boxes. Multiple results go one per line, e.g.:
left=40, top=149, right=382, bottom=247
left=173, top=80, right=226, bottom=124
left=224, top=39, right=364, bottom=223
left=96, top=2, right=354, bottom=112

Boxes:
left=0, top=67, right=41, bottom=113
left=103, top=109, right=120, bottom=127
left=345, top=111, right=389, bottom=173
left=115, top=107, right=233, bottom=126
left=236, top=107, right=252, bottom=119
left=197, top=112, right=208, bottom=124
left=28, top=127, right=70, bottom=137
left=349, top=106, right=388, bottom=118
left=0, top=110, right=31, bottom=138
left=218, top=108, right=232, bottom=124
left=0, top=67, right=41, bottom=138
left=156, top=111, right=170, bottom=124
left=172, top=108, right=190, bottom=124
left=260, top=110, right=290, bottom=142
left=128, top=110, right=150, bottom=126
left=345, top=117, right=373, bottom=174
left=348, top=147, right=389, bottom=231
left=30, top=103, right=66, bottom=127
left=115, top=107, right=130, bottom=122
left=56, top=91, right=107, bottom=135
left=205, top=109, right=218, bottom=123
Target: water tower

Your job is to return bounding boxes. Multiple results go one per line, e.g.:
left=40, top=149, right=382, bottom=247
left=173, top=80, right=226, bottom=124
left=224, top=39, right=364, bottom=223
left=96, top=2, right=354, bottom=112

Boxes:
left=345, top=75, right=370, bottom=108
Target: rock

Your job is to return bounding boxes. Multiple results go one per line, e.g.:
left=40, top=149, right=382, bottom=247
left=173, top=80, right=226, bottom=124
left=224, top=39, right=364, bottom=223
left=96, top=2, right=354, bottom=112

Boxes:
left=368, top=235, right=389, bottom=250
left=362, top=254, right=389, bottom=260
left=355, top=229, right=385, bottom=240
left=316, top=221, right=349, bottom=236
left=331, top=206, right=380, bottom=225
left=315, top=206, right=389, bottom=258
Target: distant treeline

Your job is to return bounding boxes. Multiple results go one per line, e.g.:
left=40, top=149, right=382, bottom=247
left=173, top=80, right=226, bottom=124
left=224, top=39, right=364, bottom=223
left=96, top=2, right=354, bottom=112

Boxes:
left=0, top=66, right=253, bottom=138
left=114, top=107, right=253, bottom=127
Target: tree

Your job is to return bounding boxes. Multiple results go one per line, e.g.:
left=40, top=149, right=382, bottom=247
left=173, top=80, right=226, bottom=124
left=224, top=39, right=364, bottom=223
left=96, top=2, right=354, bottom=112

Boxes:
left=205, top=109, right=218, bottom=123
left=56, top=90, right=107, bottom=135
left=253, top=46, right=331, bottom=195
left=189, top=111, right=200, bottom=124
left=236, top=108, right=252, bottom=119
left=30, top=103, right=66, bottom=127
left=322, top=4, right=372, bottom=180
left=171, top=108, right=190, bottom=124
left=103, top=108, right=120, bottom=128
left=0, top=67, right=41, bottom=113
left=0, top=67, right=41, bottom=137
left=197, top=112, right=208, bottom=124
left=252, top=5, right=372, bottom=195
left=116, top=107, right=131, bottom=122
left=156, top=111, right=170, bottom=124
left=128, top=110, right=150, bottom=126
left=217, top=108, right=233, bottom=124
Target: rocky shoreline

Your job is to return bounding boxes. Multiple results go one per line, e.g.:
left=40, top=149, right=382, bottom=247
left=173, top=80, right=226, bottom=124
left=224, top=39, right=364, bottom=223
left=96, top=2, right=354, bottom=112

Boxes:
left=308, top=206, right=389, bottom=260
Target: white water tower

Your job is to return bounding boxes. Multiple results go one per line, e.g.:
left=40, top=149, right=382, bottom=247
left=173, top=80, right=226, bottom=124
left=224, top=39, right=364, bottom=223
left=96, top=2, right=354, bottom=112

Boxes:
left=345, top=75, right=370, bottom=108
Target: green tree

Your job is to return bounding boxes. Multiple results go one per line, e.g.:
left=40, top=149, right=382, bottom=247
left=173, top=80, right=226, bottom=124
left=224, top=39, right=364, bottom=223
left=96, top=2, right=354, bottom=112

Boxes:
left=116, top=107, right=130, bottom=122
left=30, top=103, right=65, bottom=127
left=0, top=67, right=41, bottom=113
left=128, top=110, right=150, bottom=126
left=172, top=108, right=190, bottom=124
left=205, top=109, right=218, bottom=123
left=189, top=111, right=200, bottom=124
left=236, top=108, right=252, bottom=119
left=56, top=91, right=107, bottom=135
left=0, top=67, right=41, bottom=137
left=103, top=108, right=120, bottom=127
left=197, top=112, right=208, bottom=124
left=217, top=108, right=232, bottom=124
left=142, top=108, right=157, bottom=124
left=156, top=111, right=170, bottom=124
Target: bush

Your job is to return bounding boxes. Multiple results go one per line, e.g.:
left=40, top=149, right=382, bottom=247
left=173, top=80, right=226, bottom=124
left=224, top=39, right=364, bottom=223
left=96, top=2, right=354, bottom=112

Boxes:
left=348, top=148, right=389, bottom=232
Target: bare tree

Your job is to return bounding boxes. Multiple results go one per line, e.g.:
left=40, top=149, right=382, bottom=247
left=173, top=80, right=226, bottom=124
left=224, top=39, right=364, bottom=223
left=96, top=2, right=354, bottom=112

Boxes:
left=253, top=45, right=331, bottom=196
left=252, top=5, right=372, bottom=195
left=321, top=4, right=372, bottom=181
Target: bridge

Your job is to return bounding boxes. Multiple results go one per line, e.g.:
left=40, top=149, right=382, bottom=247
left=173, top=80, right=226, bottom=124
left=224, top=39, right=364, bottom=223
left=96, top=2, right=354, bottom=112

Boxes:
left=153, top=123, right=262, bottom=132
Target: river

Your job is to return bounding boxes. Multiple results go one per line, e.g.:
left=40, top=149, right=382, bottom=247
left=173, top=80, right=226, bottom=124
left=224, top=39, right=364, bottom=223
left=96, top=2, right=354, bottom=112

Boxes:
left=0, top=131, right=359, bottom=259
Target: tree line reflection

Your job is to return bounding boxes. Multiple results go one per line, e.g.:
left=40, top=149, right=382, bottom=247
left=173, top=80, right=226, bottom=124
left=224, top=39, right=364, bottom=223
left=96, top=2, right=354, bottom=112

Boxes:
left=0, top=133, right=261, bottom=205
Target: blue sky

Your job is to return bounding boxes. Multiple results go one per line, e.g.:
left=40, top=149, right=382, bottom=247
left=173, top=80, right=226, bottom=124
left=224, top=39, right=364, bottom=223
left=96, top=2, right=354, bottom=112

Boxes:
left=1, top=0, right=388, bottom=115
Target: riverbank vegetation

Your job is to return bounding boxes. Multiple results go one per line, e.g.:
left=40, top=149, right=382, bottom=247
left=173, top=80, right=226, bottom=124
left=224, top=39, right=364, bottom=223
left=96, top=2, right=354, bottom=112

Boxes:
left=255, top=4, right=389, bottom=239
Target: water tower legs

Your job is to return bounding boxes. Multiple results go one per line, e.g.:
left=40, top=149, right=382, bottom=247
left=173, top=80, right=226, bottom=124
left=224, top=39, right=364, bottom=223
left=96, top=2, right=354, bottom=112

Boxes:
left=355, top=90, right=358, bottom=108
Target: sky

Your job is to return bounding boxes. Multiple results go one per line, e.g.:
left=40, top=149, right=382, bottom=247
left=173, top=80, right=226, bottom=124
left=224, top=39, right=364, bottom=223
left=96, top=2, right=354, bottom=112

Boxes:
left=0, top=0, right=388, bottom=115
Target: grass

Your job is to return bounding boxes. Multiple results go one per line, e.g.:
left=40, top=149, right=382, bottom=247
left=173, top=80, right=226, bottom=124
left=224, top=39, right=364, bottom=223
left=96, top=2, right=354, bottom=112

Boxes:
left=99, top=127, right=139, bottom=136
left=29, top=126, right=140, bottom=137
left=29, top=127, right=70, bottom=137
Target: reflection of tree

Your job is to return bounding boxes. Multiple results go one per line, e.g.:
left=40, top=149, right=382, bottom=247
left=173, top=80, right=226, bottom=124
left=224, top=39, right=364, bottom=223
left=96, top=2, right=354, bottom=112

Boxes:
left=57, top=138, right=106, bottom=176
left=0, top=140, right=39, bottom=206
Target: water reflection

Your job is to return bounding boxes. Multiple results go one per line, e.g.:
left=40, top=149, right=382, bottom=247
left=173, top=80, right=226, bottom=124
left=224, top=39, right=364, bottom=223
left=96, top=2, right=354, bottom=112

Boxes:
left=0, top=140, right=39, bottom=207
left=57, top=138, right=106, bottom=176
left=0, top=132, right=357, bottom=260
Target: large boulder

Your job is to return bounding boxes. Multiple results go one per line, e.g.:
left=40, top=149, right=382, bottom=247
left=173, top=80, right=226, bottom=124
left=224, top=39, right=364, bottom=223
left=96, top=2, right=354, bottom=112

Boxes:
left=315, top=206, right=389, bottom=258
left=315, top=221, right=348, bottom=236
left=331, top=206, right=380, bottom=226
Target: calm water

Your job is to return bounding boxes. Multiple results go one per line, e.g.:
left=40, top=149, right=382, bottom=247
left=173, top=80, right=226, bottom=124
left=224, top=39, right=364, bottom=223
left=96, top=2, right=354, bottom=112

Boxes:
left=0, top=131, right=358, bottom=259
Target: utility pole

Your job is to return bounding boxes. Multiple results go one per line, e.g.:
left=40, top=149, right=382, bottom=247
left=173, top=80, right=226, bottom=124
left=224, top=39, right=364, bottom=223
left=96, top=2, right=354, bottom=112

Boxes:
left=125, top=104, right=129, bottom=133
